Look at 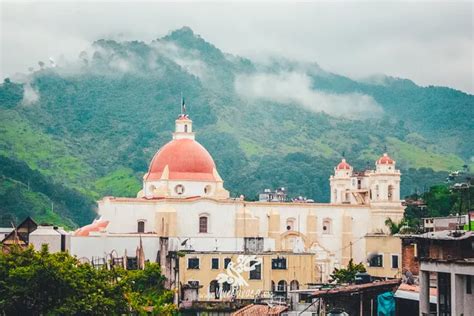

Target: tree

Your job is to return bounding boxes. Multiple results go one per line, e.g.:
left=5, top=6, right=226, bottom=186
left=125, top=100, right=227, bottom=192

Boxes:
left=384, top=217, right=407, bottom=235
left=330, top=259, right=366, bottom=284
left=0, top=245, right=176, bottom=315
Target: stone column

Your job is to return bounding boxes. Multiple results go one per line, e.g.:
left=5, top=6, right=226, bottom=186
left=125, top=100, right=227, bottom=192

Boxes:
left=419, top=270, right=430, bottom=316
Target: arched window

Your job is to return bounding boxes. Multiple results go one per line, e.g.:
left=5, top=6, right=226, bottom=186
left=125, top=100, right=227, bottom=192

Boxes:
left=286, top=218, right=295, bottom=231
left=199, top=216, right=208, bottom=233
left=137, top=220, right=145, bottom=233
left=290, top=280, right=299, bottom=290
left=184, top=124, right=188, bottom=132
left=204, top=185, right=212, bottom=195
left=388, top=185, right=394, bottom=201
left=148, top=185, right=156, bottom=195
left=277, top=280, right=287, bottom=292
left=271, top=280, right=275, bottom=292
left=322, top=218, right=332, bottom=235
left=175, top=184, right=185, bottom=195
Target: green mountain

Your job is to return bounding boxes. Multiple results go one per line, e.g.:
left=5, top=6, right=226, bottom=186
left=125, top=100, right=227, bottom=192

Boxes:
left=0, top=27, right=472, bottom=227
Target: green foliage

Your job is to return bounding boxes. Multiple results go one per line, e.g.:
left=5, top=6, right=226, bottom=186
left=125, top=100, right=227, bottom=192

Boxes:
left=0, top=245, right=176, bottom=315
left=0, top=155, right=95, bottom=227
left=94, top=167, right=141, bottom=198
left=384, top=218, right=411, bottom=235
left=330, top=259, right=367, bottom=284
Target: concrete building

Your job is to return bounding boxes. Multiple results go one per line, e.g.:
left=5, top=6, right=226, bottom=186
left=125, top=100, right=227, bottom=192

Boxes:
left=402, top=231, right=474, bottom=316
left=422, top=215, right=467, bottom=232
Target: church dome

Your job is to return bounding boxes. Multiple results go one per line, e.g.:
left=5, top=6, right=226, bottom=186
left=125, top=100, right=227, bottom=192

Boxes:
left=336, top=158, right=351, bottom=170
left=377, top=153, right=394, bottom=164
left=146, top=138, right=217, bottom=181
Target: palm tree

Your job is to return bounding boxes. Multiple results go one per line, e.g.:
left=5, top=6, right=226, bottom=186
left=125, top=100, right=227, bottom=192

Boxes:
left=385, top=218, right=405, bottom=235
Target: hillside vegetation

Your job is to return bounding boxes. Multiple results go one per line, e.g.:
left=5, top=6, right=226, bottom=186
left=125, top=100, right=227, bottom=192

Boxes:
left=0, top=27, right=472, bottom=227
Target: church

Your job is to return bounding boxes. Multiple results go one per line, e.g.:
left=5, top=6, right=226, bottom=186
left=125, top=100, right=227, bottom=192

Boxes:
left=70, top=112, right=405, bottom=302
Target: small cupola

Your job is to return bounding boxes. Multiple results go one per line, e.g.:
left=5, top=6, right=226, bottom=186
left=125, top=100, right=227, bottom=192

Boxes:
left=173, top=114, right=195, bottom=140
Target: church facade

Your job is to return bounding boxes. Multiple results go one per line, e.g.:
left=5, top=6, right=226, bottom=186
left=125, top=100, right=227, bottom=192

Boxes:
left=70, top=113, right=405, bottom=301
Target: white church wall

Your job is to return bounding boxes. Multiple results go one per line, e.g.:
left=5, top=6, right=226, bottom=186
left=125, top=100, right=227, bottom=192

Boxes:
left=99, top=199, right=157, bottom=234
left=173, top=200, right=236, bottom=237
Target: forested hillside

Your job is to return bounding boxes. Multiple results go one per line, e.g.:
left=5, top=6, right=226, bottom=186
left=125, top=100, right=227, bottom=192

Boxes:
left=0, top=27, right=472, bottom=227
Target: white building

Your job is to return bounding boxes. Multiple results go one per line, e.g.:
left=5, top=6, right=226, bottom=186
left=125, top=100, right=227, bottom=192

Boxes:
left=70, top=113, right=405, bottom=286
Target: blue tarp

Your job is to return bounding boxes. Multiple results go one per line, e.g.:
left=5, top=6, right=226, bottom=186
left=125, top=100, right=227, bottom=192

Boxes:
left=377, top=291, right=395, bottom=316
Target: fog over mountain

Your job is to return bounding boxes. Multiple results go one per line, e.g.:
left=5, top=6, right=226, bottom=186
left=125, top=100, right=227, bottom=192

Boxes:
left=1, top=1, right=473, bottom=93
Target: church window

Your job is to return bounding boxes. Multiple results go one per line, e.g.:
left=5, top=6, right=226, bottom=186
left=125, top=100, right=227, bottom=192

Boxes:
left=286, top=218, right=295, bottom=231
left=388, top=185, right=394, bottom=201
left=184, top=124, right=188, bottom=132
left=224, top=258, right=231, bottom=269
left=188, top=258, right=200, bottom=269
left=272, top=257, right=287, bottom=269
left=199, top=216, right=208, bottom=233
left=137, top=220, right=145, bottom=233
left=148, top=185, right=156, bottom=194
left=175, top=184, right=185, bottom=195
left=322, top=218, right=332, bottom=234
left=204, top=185, right=212, bottom=195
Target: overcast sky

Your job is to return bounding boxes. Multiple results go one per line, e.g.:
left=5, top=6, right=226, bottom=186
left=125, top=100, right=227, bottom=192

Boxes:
left=1, top=1, right=472, bottom=93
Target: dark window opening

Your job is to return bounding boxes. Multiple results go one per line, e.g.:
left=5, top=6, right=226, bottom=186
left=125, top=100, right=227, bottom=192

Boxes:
left=277, top=280, right=287, bottom=292
left=249, top=260, right=261, bottom=280
left=369, top=254, right=383, bottom=267
left=224, top=258, right=231, bottom=269
left=188, top=258, right=200, bottom=269
left=199, top=216, right=208, bottom=233
left=272, top=257, right=287, bottom=270
left=391, top=255, right=399, bottom=269
left=211, top=258, right=219, bottom=269
left=137, top=221, right=145, bottom=233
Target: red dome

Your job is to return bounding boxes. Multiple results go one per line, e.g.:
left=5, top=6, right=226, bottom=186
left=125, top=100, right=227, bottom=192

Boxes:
left=146, top=139, right=217, bottom=181
left=377, top=153, right=394, bottom=164
left=336, top=158, right=351, bottom=170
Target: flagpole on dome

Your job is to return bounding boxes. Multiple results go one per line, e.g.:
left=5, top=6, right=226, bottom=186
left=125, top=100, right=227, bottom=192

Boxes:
left=180, top=92, right=187, bottom=117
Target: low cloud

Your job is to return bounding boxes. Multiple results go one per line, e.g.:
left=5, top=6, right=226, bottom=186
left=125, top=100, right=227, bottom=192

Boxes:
left=22, top=83, right=40, bottom=105
left=152, top=42, right=208, bottom=79
left=235, top=72, right=383, bottom=119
